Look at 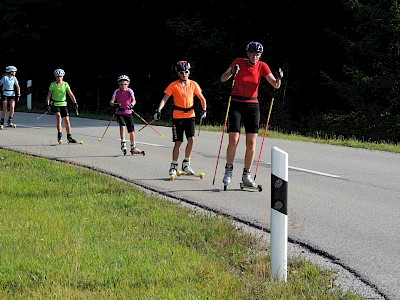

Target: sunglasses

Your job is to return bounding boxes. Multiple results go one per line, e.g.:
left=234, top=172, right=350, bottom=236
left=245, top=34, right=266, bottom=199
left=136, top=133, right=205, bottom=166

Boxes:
left=178, top=70, right=189, bottom=75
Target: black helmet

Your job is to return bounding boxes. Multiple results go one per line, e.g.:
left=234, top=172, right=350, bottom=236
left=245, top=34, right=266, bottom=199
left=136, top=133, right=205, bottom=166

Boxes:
left=246, top=41, right=263, bottom=53
left=175, top=61, right=191, bottom=73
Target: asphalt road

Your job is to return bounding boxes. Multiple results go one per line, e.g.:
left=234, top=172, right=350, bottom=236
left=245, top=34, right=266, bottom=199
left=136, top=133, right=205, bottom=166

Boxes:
left=1, top=112, right=399, bottom=299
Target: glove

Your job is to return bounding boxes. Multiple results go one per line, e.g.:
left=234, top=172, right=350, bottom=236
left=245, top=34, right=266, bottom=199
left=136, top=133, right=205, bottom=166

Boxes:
left=75, top=102, right=78, bottom=109
left=46, top=105, right=51, bottom=113
left=231, top=64, right=239, bottom=75
left=274, top=68, right=283, bottom=80
left=200, top=110, right=206, bottom=119
left=112, top=102, right=120, bottom=109
left=153, top=110, right=161, bottom=121
left=17, top=94, right=20, bottom=102
left=127, top=103, right=134, bottom=110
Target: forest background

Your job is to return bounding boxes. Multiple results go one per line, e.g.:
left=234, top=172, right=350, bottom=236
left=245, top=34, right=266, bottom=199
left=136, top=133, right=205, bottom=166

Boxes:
left=1, top=0, right=399, bottom=143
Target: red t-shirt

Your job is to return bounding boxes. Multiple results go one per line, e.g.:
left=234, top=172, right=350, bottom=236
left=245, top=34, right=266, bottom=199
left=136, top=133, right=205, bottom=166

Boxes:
left=230, top=58, right=271, bottom=103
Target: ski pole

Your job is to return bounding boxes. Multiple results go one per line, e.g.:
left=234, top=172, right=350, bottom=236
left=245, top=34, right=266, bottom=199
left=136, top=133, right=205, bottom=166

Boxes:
left=138, top=119, right=156, bottom=132
left=98, top=112, right=115, bottom=141
left=36, top=110, right=48, bottom=120
left=132, top=110, right=164, bottom=137
left=254, top=95, right=275, bottom=180
left=198, top=117, right=203, bottom=136
left=212, top=78, right=235, bottom=185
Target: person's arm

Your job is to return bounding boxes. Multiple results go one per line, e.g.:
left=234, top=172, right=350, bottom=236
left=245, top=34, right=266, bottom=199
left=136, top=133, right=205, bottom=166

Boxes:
left=156, top=94, right=170, bottom=112
left=153, top=94, right=170, bottom=120
left=266, top=73, right=281, bottom=89
left=67, top=88, right=78, bottom=104
left=15, top=83, right=21, bottom=95
left=46, top=89, right=52, bottom=106
left=130, top=89, right=136, bottom=107
left=221, top=64, right=239, bottom=82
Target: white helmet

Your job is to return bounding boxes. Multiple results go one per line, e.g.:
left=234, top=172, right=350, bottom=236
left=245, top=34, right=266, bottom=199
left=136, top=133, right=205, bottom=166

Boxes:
left=117, top=75, right=130, bottom=82
left=5, top=66, right=17, bottom=72
left=54, top=69, right=65, bottom=76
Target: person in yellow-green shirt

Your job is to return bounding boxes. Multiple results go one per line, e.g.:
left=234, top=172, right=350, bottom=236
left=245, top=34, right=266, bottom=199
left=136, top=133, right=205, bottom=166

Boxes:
left=46, top=68, right=79, bottom=143
left=154, top=61, right=207, bottom=177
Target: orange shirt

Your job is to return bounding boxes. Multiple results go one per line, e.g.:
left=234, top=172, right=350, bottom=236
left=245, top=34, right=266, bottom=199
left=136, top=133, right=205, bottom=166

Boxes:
left=164, top=79, right=204, bottom=118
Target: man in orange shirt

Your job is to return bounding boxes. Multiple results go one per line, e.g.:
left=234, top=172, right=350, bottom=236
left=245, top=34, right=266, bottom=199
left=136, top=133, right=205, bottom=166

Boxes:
left=154, top=61, right=207, bottom=177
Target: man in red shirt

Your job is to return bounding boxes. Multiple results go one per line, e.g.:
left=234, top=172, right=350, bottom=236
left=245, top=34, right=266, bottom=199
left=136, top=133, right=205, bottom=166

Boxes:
left=154, top=61, right=207, bottom=177
left=220, top=41, right=283, bottom=188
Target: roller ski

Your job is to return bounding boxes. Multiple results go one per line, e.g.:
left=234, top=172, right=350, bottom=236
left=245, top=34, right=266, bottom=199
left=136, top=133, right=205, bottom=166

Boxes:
left=239, top=168, right=262, bottom=192
left=130, top=143, right=145, bottom=156
left=176, top=159, right=205, bottom=179
left=7, top=121, right=16, bottom=128
left=169, top=162, right=178, bottom=181
left=67, top=135, right=82, bottom=144
left=222, top=164, right=233, bottom=191
left=0, top=119, right=16, bottom=129
left=177, top=170, right=205, bottom=179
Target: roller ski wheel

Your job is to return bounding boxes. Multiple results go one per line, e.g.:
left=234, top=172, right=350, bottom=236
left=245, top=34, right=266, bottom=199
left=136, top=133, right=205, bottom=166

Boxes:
left=239, top=182, right=262, bottom=192
left=170, top=174, right=176, bottom=181
left=67, top=140, right=83, bottom=144
left=177, top=170, right=205, bottom=179
left=122, top=149, right=127, bottom=155
left=130, top=149, right=145, bottom=156
left=58, top=140, right=62, bottom=144
left=6, top=124, right=16, bottom=128
left=0, top=125, right=3, bottom=130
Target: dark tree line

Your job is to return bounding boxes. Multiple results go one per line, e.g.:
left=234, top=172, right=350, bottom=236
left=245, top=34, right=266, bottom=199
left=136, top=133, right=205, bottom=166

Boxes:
left=1, top=0, right=399, bottom=142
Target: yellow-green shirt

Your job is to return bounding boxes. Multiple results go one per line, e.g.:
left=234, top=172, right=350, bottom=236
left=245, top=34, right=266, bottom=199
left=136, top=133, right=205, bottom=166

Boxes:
left=49, top=81, right=70, bottom=106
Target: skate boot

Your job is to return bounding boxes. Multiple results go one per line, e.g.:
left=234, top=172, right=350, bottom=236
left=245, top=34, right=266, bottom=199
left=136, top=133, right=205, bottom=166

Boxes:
left=57, top=132, right=62, bottom=144
left=169, top=162, right=178, bottom=180
left=67, top=134, right=77, bottom=144
left=222, top=164, right=233, bottom=190
left=182, top=158, right=195, bottom=175
left=130, top=143, right=144, bottom=155
left=121, top=140, right=127, bottom=155
left=0, top=118, right=4, bottom=130
left=242, top=168, right=256, bottom=188
left=7, top=118, right=14, bottom=127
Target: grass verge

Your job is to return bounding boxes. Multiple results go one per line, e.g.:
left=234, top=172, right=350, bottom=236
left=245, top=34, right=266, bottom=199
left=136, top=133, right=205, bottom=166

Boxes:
left=0, top=149, right=363, bottom=299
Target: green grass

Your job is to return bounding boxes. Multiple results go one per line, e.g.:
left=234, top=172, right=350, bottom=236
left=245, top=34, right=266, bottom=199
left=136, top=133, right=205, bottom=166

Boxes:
left=0, top=149, right=363, bottom=299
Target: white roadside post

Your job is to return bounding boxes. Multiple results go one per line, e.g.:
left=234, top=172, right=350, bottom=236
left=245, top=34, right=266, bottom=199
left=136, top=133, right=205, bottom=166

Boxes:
left=27, top=80, right=32, bottom=110
left=270, top=146, right=288, bottom=282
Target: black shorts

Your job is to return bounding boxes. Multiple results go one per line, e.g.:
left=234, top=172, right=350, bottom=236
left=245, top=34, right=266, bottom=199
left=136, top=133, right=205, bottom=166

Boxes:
left=51, top=105, right=69, bottom=118
left=172, top=117, right=195, bottom=142
left=227, top=101, right=260, bottom=134
left=1, top=95, right=16, bottom=102
left=116, top=114, right=135, bottom=133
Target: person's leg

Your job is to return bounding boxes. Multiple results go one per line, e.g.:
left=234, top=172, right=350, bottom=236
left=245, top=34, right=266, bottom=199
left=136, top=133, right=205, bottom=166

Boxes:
left=8, top=99, right=15, bottom=121
left=172, top=141, right=182, bottom=161
left=1, top=99, right=8, bottom=121
left=226, top=132, right=240, bottom=164
left=244, top=133, right=257, bottom=169
left=120, top=126, right=126, bottom=141
left=55, top=112, right=62, bottom=134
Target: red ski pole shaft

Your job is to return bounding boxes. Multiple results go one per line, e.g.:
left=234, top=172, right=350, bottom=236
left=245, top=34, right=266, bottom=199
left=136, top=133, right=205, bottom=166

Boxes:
left=254, top=97, right=274, bottom=180
left=132, top=110, right=164, bottom=138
